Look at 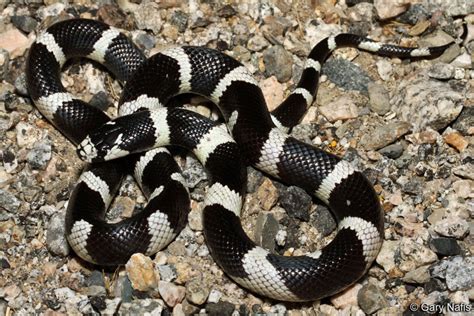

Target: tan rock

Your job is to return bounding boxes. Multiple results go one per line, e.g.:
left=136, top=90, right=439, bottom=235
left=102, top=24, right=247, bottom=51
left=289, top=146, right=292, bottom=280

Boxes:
left=256, top=178, right=279, bottom=211
left=374, top=0, right=414, bottom=20
left=330, top=283, right=362, bottom=309
left=158, top=281, right=186, bottom=307
left=261, top=76, right=285, bottom=111
left=443, top=130, right=468, bottom=152
left=0, top=28, right=32, bottom=58
left=125, top=253, right=158, bottom=291
left=319, top=96, right=358, bottom=122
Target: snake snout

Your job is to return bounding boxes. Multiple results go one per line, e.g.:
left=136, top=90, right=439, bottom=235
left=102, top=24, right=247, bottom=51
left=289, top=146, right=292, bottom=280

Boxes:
left=77, top=122, right=126, bottom=162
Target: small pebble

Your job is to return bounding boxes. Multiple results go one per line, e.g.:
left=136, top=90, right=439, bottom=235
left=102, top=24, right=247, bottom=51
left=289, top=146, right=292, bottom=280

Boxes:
left=158, top=281, right=186, bottom=307
left=205, top=301, right=235, bottom=316
left=360, top=121, right=411, bottom=151
left=330, top=283, right=362, bottom=309
left=428, top=63, right=455, bottom=79
left=368, top=82, right=391, bottom=115
left=319, top=95, right=359, bottom=122
left=403, top=265, right=431, bottom=284
left=247, top=35, right=269, bottom=52
left=430, top=256, right=474, bottom=291
left=263, top=45, right=293, bottom=82
left=26, top=140, right=52, bottom=170
left=374, top=0, right=410, bottom=19
left=0, top=189, right=21, bottom=213
left=11, top=16, right=38, bottom=33
left=278, top=186, right=311, bottom=222
left=0, top=49, right=9, bottom=80
left=125, top=254, right=159, bottom=291
left=433, top=216, right=469, bottom=239
left=429, top=237, right=461, bottom=256
left=254, top=212, right=279, bottom=251
left=357, top=282, right=389, bottom=314
left=207, top=289, right=222, bottom=303
left=322, top=58, right=372, bottom=94
left=443, top=130, right=468, bottom=152
left=379, top=143, right=404, bottom=159
left=310, top=205, right=336, bottom=236
left=45, top=213, right=70, bottom=257
left=185, top=278, right=210, bottom=305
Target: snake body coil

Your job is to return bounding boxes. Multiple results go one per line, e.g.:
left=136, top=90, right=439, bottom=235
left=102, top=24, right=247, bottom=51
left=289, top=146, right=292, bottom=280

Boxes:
left=27, top=19, right=452, bottom=301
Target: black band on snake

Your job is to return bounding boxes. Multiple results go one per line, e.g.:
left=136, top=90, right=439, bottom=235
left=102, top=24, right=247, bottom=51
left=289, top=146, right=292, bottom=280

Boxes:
left=26, top=18, right=454, bottom=302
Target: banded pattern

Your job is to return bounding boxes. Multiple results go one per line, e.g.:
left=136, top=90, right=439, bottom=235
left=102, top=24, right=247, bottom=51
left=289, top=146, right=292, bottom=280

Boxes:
left=26, top=19, right=190, bottom=266
left=28, top=19, right=454, bottom=301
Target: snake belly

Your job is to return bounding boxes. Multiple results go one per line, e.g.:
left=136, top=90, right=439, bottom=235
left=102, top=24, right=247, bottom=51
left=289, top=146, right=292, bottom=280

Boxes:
left=28, top=18, right=452, bottom=301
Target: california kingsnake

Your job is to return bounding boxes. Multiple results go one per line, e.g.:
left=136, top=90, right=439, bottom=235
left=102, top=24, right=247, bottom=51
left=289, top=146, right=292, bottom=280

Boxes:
left=26, top=18, right=453, bottom=302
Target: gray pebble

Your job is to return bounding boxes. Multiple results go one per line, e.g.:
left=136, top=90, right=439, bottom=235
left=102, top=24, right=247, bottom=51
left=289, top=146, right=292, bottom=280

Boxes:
left=157, top=264, right=176, bottom=282
left=346, top=0, right=374, bottom=6
left=205, top=301, right=235, bottom=316
left=403, top=265, right=431, bottom=284
left=263, top=45, right=292, bottom=82
left=103, top=298, right=121, bottom=315
left=279, top=186, right=311, bottom=222
left=27, top=140, right=52, bottom=170
left=270, top=304, right=287, bottom=315
left=379, top=143, right=404, bottom=159
left=425, top=0, right=474, bottom=16
left=0, top=188, right=21, bottom=213
left=428, top=63, right=455, bottom=80
left=430, top=256, right=474, bottom=291
left=429, top=237, right=461, bottom=256
left=14, top=73, right=29, bottom=97
left=89, top=91, right=110, bottom=111
left=246, top=167, right=264, bottom=193
left=11, top=15, right=38, bottom=33
left=397, top=4, right=430, bottom=25
left=368, top=82, right=390, bottom=115
left=186, top=277, right=210, bottom=305
left=401, top=177, right=423, bottom=195
left=0, top=49, right=9, bottom=81
left=310, top=205, right=336, bottom=236
left=359, top=121, right=411, bottom=151
left=85, top=271, right=106, bottom=287
left=0, top=257, right=10, bottom=269
left=89, top=295, right=107, bottom=311
left=254, top=212, right=279, bottom=251
left=182, top=157, right=207, bottom=188
left=395, top=153, right=413, bottom=169
left=0, top=298, right=6, bottom=316
left=452, top=163, right=474, bottom=180
left=452, top=106, right=474, bottom=135
left=191, top=17, right=211, bottom=29
left=423, top=278, right=447, bottom=294
left=170, top=11, right=188, bottom=33
left=119, top=298, right=164, bottom=315
left=84, top=285, right=106, bottom=297
left=120, top=276, right=134, bottom=303
left=357, top=282, right=389, bottom=314
left=134, top=32, right=157, bottom=50
left=217, top=5, right=237, bottom=18
left=232, top=45, right=251, bottom=62
left=247, top=34, right=269, bottom=52
left=46, top=212, right=70, bottom=257
left=322, top=58, right=372, bottom=94
left=391, top=77, right=464, bottom=131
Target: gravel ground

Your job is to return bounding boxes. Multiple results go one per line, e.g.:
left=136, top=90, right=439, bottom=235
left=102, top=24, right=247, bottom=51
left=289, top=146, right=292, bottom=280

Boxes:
left=0, top=0, right=473, bottom=315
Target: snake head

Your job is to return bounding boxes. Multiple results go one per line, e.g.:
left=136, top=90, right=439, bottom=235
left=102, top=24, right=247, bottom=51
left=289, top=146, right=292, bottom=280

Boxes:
left=77, top=121, right=129, bottom=162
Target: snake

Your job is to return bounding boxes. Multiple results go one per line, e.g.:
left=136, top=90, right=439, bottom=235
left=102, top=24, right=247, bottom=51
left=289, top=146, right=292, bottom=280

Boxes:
left=26, top=18, right=453, bottom=302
